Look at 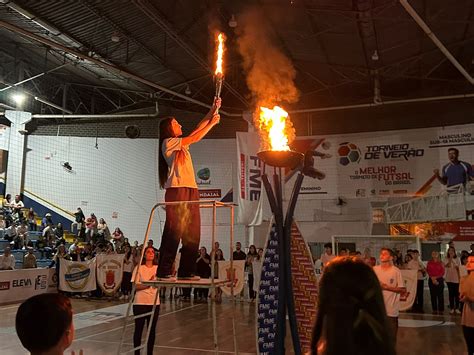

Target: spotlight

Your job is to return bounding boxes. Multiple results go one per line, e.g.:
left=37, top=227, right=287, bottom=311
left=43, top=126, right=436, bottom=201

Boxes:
left=228, top=14, right=237, bottom=28
left=111, top=32, right=120, bottom=43
left=12, top=93, right=25, bottom=106
left=185, top=85, right=192, bottom=95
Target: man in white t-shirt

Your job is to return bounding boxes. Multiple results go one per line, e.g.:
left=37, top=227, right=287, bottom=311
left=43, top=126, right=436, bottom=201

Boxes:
left=373, top=248, right=406, bottom=341
left=320, top=243, right=336, bottom=271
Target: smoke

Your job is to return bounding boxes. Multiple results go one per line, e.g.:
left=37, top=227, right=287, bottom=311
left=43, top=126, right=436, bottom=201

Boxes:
left=236, top=7, right=299, bottom=108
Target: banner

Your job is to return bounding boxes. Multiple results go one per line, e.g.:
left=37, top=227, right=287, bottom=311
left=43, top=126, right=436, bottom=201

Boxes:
left=60, top=258, right=97, bottom=292
left=96, top=254, right=124, bottom=295
left=400, top=269, right=417, bottom=311
left=0, top=268, right=56, bottom=304
left=391, top=221, right=474, bottom=241
left=236, top=132, right=263, bottom=225
left=217, top=260, right=245, bottom=296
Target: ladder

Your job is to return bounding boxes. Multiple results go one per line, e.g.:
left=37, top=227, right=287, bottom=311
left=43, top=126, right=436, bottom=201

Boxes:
left=117, top=200, right=237, bottom=354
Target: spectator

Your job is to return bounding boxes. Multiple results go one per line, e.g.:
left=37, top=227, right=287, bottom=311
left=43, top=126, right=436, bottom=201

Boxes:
left=339, top=248, right=348, bottom=257
left=11, top=194, right=24, bottom=222
left=84, top=213, right=97, bottom=242
left=311, top=257, right=395, bottom=355
left=54, top=223, right=65, bottom=246
left=2, top=194, right=12, bottom=227
left=427, top=251, right=446, bottom=314
left=373, top=248, right=406, bottom=342
left=147, top=239, right=159, bottom=263
left=4, top=222, right=18, bottom=244
left=80, top=243, right=94, bottom=261
left=71, top=207, right=85, bottom=237
left=49, top=244, right=71, bottom=289
left=97, top=218, right=111, bottom=241
left=105, top=242, right=115, bottom=255
left=460, top=254, right=474, bottom=355
left=68, top=238, right=79, bottom=255
left=445, top=246, right=461, bottom=314
left=27, top=208, right=36, bottom=231
left=112, top=227, right=125, bottom=249
left=16, top=293, right=75, bottom=355
left=214, top=248, right=224, bottom=303
left=16, top=222, right=30, bottom=249
left=121, top=245, right=134, bottom=300
left=0, top=246, right=15, bottom=270
left=232, top=242, right=246, bottom=260
left=195, top=247, right=211, bottom=300
left=23, top=247, right=37, bottom=269
left=363, top=248, right=377, bottom=267
left=41, top=213, right=53, bottom=231
left=321, top=243, right=336, bottom=270
left=406, top=249, right=426, bottom=313
left=132, top=246, right=160, bottom=355
left=246, top=245, right=258, bottom=302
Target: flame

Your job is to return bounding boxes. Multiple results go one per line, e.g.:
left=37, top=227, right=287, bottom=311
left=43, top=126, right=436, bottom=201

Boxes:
left=215, top=33, right=225, bottom=75
left=258, top=106, right=292, bottom=151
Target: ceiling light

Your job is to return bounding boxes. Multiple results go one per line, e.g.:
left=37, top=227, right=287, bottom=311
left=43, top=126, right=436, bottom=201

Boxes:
left=371, top=50, right=379, bottom=61
left=185, top=85, right=191, bottom=95
left=12, top=93, right=25, bottom=106
left=228, top=14, right=237, bottom=28
left=111, top=32, right=120, bottom=43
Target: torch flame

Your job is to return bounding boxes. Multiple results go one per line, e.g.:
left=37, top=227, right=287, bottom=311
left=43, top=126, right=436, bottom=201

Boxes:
left=258, top=106, right=292, bottom=151
left=215, top=33, right=225, bottom=75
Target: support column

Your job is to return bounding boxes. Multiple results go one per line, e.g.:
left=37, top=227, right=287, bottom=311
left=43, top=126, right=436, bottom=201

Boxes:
left=5, top=110, right=32, bottom=196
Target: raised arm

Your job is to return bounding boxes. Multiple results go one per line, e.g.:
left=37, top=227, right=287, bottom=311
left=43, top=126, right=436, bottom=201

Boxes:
left=189, top=97, right=222, bottom=136
left=433, top=168, right=447, bottom=185
left=181, top=113, right=220, bottom=147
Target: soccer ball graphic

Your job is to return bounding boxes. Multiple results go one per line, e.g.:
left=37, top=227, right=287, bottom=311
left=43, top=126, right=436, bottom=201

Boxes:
left=338, top=142, right=361, bottom=165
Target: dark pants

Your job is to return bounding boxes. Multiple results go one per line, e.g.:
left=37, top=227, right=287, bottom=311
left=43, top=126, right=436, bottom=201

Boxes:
left=414, top=279, right=424, bottom=311
left=447, top=282, right=460, bottom=310
left=248, top=274, right=256, bottom=299
left=463, top=326, right=474, bottom=355
left=428, top=277, right=445, bottom=312
left=133, top=304, right=160, bottom=355
left=387, top=316, right=398, bottom=342
left=121, top=272, right=132, bottom=295
left=158, top=188, right=200, bottom=278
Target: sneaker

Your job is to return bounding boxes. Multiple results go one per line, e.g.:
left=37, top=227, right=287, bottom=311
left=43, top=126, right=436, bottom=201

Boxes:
left=455, top=309, right=462, bottom=315
left=450, top=309, right=455, bottom=315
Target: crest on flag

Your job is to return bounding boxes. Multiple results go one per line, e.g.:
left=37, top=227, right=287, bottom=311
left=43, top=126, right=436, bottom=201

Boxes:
left=96, top=254, right=124, bottom=295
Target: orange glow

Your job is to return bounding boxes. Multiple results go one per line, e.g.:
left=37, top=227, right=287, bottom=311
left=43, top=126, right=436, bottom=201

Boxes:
left=258, top=106, right=291, bottom=151
left=215, top=33, right=225, bottom=75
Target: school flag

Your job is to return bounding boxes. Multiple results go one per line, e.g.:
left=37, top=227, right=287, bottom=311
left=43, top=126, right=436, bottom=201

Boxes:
left=59, top=258, right=97, bottom=292
left=217, top=260, right=246, bottom=296
left=96, top=254, right=124, bottom=295
left=400, top=269, right=418, bottom=311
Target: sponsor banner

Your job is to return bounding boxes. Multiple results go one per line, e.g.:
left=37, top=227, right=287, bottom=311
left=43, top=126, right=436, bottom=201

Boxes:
left=241, top=123, right=474, bottom=199
left=390, top=221, right=474, bottom=241
left=97, top=254, right=124, bottom=295
left=400, top=269, right=417, bottom=311
left=0, top=268, right=56, bottom=304
left=60, top=258, right=97, bottom=292
left=198, top=189, right=222, bottom=199
left=217, top=260, right=245, bottom=296
left=236, top=132, right=263, bottom=225
left=257, top=225, right=279, bottom=355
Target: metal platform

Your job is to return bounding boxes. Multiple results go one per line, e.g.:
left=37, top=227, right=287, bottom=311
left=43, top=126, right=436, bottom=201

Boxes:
left=142, top=278, right=229, bottom=289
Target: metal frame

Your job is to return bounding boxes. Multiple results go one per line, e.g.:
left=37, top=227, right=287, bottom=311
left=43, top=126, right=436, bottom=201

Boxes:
left=117, top=199, right=236, bottom=355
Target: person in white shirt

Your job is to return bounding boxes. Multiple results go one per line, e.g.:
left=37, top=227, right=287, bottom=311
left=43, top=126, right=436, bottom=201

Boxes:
left=406, top=249, right=426, bottom=312
left=445, top=246, right=461, bottom=314
left=132, top=246, right=160, bottom=355
left=373, top=248, right=406, bottom=341
left=0, top=247, right=16, bottom=270
left=11, top=195, right=24, bottom=222
left=320, top=243, right=336, bottom=271
left=157, top=97, right=221, bottom=280
left=4, top=222, right=17, bottom=243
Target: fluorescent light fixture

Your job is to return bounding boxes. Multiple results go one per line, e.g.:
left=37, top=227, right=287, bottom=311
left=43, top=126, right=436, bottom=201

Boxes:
left=12, top=93, right=26, bottom=105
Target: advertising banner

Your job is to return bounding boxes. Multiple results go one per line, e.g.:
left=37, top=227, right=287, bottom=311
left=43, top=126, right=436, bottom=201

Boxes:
left=59, top=258, right=97, bottom=292
left=0, top=268, right=56, bottom=304
left=235, top=132, right=263, bottom=225
left=391, top=221, right=474, bottom=241
left=96, top=254, right=124, bottom=295
left=400, top=269, right=418, bottom=311
left=217, top=260, right=245, bottom=296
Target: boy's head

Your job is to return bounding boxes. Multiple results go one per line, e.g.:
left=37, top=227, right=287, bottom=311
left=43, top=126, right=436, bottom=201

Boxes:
left=16, top=293, right=74, bottom=354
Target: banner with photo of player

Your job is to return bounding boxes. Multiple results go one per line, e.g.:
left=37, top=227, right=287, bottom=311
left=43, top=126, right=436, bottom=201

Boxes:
left=59, top=258, right=97, bottom=292
left=96, top=254, right=124, bottom=295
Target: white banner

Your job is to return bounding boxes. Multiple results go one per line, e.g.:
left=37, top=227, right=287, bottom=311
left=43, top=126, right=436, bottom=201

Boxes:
left=252, top=260, right=262, bottom=292
left=60, top=258, right=97, bottom=292
left=0, top=268, right=57, bottom=304
left=236, top=132, right=263, bottom=225
left=217, top=260, right=246, bottom=296
left=400, top=269, right=418, bottom=311
left=96, top=254, right=124, bottom=295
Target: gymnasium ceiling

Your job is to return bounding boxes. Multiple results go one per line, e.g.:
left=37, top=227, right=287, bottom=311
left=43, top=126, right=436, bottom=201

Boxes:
left=0, top=0, right=473, bottom=124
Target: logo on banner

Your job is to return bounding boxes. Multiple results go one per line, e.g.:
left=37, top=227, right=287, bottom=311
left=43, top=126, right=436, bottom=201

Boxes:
left=197, top=167, right=211, bottom=185
left=338, top=142, right=361, bottom=166
left=65, top=263, right=92, bottom=290
left=97, top=255, right=123, bottom=295
left=0, top=281, right=10, bottom=290
left=35, top=275, right=47, bottom=290
left=13, top=278, right=32, bottom=288
left=199, top=189, right=222, bottom=199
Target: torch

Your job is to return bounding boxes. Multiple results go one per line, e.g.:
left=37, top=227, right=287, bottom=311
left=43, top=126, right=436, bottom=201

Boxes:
left=214, top=33, right=225, bottom=112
